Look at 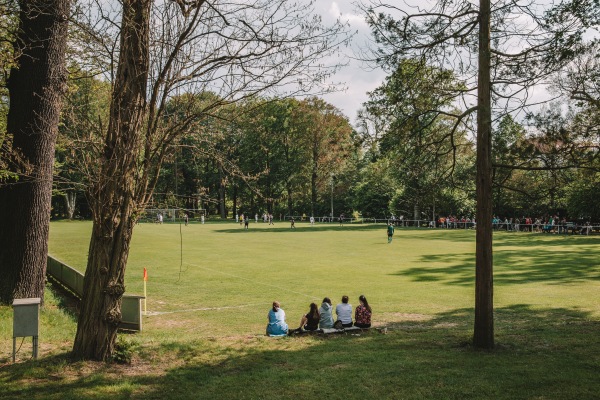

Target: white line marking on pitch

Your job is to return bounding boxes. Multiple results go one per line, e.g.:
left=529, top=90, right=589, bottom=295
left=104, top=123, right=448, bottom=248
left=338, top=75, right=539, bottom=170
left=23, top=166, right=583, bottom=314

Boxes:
left=145, top=302, right=266, bottom=316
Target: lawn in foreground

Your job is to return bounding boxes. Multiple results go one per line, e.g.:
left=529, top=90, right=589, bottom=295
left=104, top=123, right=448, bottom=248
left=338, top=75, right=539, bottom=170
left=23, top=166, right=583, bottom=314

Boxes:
left=0, top=220, right=599, bottom=399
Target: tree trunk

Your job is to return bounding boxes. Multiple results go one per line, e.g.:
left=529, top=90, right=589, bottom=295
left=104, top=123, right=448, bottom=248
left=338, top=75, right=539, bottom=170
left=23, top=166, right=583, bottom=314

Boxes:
left=0, top=0, right=70, bottom=304
left=474, top=0, right=494, bottom=349
left=413, top=203, right=419, bottom=224
left=72, top=0, right=151, bottom=360
left=64, top=191, right=76, bottom=219
left=310, top=131, right=318, bottom=216
left=265, top=152, right=272, bottom=214
left=218, top=162, right=226, bottom=218
left=233, top=183, right=237, bottom=216
left=287, top=181, right=293, bottom=217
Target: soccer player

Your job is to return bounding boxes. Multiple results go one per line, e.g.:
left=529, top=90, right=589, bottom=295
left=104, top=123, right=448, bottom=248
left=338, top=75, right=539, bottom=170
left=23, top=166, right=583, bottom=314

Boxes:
left=387, top=223, right=395, bottom=243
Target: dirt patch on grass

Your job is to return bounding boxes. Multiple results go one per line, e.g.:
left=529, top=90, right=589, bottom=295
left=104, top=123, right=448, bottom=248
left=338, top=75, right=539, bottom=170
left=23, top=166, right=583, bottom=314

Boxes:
left=381, top=312, right=432, bottom=321
left=147, top=317, right=193, bottom=329
left=433, top=322, right=459, bottom=328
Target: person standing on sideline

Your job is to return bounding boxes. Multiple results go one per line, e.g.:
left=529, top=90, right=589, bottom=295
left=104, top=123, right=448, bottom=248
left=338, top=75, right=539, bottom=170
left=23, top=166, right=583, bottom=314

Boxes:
left=310, top=216, right=315, bottom=226
left=184, top=213, right=189, bottom=226
left=335, top=295, right=353, bottom=328
left=255, top=213, right=258, bottom=223
left=201, top=215, right=205, bottom=224
left=290, top=217, right=296, bottom=229
left=387, top=223, right=395, bottom=243
left=235, top=213, right=239, bottom=223
left=244, top=215, right=249, bottom=230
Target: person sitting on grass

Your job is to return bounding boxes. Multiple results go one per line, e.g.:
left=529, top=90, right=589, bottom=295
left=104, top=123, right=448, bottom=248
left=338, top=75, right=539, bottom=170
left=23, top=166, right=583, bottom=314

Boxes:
left=296, top=302, right=320, bottom=332
left=319, top=297, right=335, bottom=329
left=335, top=295, right=353, bottom=328
left=354, top=295, right=372, bottom=328
left=266, top=301, right=288, bottom=336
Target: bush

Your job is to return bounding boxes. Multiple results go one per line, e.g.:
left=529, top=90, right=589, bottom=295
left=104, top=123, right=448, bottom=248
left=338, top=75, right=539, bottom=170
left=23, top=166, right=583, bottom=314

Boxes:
left=111, top=336, right=137, bottom=364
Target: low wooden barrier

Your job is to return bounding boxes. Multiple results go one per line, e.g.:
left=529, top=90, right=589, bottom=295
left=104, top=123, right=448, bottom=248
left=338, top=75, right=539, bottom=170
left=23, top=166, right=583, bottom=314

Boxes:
left=46, top=256, right=144, bottom=331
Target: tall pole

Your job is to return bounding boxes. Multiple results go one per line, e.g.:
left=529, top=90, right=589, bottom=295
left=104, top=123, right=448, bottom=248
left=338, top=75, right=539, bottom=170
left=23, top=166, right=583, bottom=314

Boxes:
left=330, top=173, right=334, bottom=221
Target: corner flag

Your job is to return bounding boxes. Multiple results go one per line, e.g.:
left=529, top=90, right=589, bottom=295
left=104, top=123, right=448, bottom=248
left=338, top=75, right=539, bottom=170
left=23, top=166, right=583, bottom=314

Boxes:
left=143, top=267, right=148, bottom=315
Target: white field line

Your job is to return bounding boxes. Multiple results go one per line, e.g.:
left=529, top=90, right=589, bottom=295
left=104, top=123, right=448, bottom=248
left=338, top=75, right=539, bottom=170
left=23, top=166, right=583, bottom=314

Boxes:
left=145, top=261, right=320, bottom=316
left=145, top=302, right=266, bottom=316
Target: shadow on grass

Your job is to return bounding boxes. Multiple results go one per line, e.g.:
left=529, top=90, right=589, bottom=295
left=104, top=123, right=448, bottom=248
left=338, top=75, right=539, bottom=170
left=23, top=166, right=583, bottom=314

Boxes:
left=392, top=234, right=600, bottom=286
left=46, top=280, right=80, bottom=322
left=2, top=305, right=599, bottom=399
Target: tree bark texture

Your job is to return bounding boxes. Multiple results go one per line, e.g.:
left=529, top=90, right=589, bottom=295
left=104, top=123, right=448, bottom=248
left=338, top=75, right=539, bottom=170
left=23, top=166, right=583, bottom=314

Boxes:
left=310, top=129, right=318, bottom=216
left=474, top=0, right=494, bottom=349
left=0, top=0, right=70, bottom=304
left=64, top=191, right=76, bottom=219
left=72, top=0, right=151, bottom=360
left=218, top=163, right=226, bottom=218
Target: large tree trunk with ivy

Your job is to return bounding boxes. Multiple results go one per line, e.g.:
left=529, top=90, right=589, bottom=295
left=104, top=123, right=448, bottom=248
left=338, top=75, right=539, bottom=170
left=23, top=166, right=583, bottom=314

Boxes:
left=474, top=0, right=494, bottom=349
left=72, top=0, right=151, bottom=360
left=0, top=0, right=70, bottom=304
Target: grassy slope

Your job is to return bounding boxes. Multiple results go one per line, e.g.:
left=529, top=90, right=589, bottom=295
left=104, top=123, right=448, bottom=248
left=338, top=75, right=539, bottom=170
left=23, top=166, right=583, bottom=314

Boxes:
left=1, top=220, right=599, bottom=399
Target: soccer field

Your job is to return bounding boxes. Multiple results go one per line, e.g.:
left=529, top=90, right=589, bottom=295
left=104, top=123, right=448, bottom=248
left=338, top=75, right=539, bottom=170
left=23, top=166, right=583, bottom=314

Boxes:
left=48, top=220, right=600, bottom=339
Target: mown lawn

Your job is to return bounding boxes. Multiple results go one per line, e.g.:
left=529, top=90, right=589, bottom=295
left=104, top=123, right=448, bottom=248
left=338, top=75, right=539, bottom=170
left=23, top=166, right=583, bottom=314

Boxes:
left=1, top=220, right=599, bottom=399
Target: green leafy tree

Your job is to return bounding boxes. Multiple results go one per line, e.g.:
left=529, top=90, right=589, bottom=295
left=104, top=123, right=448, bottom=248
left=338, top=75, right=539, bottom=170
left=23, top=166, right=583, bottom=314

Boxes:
left=566, top=172, right=600, bottom=221
left=358, top=58, right=474, bottom=222
left=351, top=157, right=395, bottom=218
left=361, top=0, right=594, bottom=348
left=293, top=97, right=356, bottom=217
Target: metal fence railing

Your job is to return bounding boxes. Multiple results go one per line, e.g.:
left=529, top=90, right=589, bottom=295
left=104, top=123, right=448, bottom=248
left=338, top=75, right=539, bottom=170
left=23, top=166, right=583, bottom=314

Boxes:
left=280, top=216, right=600, bottom=234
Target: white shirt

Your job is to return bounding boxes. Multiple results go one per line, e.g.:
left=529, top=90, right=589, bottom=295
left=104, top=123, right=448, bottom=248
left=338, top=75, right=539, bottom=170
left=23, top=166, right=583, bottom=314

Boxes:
left=335, top=303, right=353, bottom=324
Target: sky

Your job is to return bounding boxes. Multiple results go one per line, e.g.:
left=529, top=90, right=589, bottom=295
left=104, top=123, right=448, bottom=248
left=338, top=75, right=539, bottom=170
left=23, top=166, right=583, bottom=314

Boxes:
left=312, top=1, right=386, bottom=124
left=305, top=1, right=598, bottom=127
left=313, top=0, right=552, bottom=126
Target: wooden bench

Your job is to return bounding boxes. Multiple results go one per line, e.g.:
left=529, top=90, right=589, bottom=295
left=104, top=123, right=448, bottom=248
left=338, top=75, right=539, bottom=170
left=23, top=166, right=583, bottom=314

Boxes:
left=288, top=326, right=371, bottom=336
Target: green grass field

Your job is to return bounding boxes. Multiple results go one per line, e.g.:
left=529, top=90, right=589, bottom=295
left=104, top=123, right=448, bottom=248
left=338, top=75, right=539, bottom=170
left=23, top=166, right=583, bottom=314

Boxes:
left=1, top=220, right=600, bottom=399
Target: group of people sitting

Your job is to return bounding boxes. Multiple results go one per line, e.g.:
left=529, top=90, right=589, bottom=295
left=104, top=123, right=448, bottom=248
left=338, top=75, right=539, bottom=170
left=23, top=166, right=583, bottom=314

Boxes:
left=266, top=295, right=372, bottom=336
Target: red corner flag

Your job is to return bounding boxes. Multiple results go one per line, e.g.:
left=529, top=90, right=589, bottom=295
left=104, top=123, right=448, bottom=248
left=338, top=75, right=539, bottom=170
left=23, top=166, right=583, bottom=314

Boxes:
left=143, top=267, right=148, bottom=281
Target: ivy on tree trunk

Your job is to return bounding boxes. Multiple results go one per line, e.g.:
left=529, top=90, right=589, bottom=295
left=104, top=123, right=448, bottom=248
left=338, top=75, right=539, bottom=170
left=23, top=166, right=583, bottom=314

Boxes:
left=0, top=0, right=70, bottom=305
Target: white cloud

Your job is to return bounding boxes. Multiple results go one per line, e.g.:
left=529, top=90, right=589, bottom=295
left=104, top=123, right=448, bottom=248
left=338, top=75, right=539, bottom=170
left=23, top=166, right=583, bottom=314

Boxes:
left=328, top=1, right=368, bottom=28
left=306, top=2, right=383, bottom=122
